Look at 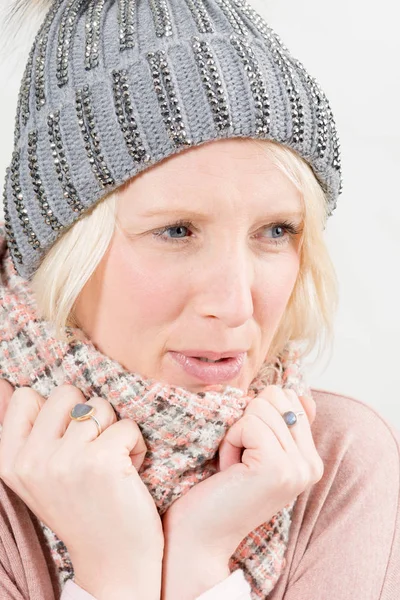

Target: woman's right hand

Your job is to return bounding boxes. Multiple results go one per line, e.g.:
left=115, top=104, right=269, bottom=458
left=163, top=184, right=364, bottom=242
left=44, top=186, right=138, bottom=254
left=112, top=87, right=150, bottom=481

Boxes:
left=0, top=380, right=164, bottom=600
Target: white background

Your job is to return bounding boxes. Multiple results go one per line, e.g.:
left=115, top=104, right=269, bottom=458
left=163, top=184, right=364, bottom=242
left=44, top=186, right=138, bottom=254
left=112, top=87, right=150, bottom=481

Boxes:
left=0, top=1, right=399, bottom=429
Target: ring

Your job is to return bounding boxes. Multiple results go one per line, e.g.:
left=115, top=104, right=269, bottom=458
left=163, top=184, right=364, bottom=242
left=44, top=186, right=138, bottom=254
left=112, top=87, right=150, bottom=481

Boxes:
left=70, top=403, right=102, bottom=437
left=282, top=410, right=305, bottom=428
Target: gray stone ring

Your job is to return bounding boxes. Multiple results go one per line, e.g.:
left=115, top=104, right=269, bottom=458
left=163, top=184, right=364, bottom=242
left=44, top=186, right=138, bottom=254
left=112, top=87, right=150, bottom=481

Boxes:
left=70, top=403, right=102, bottom=437
left=282, top=410, right=306, bottom=428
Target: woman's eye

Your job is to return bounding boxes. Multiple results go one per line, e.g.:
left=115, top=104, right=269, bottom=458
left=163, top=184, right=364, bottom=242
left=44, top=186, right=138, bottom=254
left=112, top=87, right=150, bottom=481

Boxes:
left=259, top=221, right=302, bottom=246
left=267, top=225, right=288, bottom=241
left=153, top=221, right=193, bottom=244
left=166, top=225, right=190, bottom=239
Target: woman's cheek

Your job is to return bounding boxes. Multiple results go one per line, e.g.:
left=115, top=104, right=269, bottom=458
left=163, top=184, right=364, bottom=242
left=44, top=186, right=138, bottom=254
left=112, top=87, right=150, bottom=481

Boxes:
left=114, top=247, right=185, bottom=321
left=260, top=257, right=299, bottom=319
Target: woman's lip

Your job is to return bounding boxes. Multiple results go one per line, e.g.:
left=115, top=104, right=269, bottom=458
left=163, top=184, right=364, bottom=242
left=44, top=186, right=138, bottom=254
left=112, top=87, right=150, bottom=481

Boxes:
left=168, top=351, right=245, bottom=384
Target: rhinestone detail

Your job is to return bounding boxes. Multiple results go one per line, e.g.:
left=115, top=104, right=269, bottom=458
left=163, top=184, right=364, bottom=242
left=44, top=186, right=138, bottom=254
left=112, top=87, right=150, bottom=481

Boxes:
left=148, top=0, right=173, bottom=37
left=231, top=0, right=341, bottom=181
left=146, top=50, right=192, bottom=147
left=2, top=166, right=24, bottom=267
left=14, top=46, right=35, bottom=146
left=57, top=0, right=87, bottom=88
left=183, top=0, right=214, bottom=33
left=75, top=85, right=116, bottom=188
left=47, top=111, right=85, bottom=214
left=85, top=0, right=106, bottom=71
left=27, top=130, right=64, bottom=231
left=292, top=62, right=342, bottom=197
left=35, top=0, right=64, bottom=111
left=111, top=70, right=152, bottom=164
left=290, top=66, right=330, bottom=159
left=215, top=0, right=249, bottom=37
left=291, top=60, right=341, bottom=181
left=191, top=36, right=232, bottom=132
left=230, top=35, right=271, bottom=135
left=118, top=0, right=137, bottom=50
left=10, top=150, right=41, bottom=250
left=229, top=0, right=305, bottom=146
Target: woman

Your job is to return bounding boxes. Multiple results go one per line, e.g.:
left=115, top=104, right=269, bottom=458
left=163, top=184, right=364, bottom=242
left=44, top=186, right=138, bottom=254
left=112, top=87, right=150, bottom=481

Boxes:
left=0, top=0, right=399, bottom=599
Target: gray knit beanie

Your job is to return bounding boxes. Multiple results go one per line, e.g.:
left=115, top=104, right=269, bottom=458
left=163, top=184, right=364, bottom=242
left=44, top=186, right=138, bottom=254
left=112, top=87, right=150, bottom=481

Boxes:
left=2, top=0, right=342, bottom=281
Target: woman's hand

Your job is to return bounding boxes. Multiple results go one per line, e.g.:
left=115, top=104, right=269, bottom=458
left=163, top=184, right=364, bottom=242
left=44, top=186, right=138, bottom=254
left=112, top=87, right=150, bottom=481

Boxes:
left=161, top=385, right=322, bottom=598
left=0, top=380, right=164, bottom=600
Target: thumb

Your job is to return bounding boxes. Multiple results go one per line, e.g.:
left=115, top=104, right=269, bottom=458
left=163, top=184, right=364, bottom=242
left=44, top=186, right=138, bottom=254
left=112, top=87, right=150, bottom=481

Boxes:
left=0, top=380, right=14, bottom=425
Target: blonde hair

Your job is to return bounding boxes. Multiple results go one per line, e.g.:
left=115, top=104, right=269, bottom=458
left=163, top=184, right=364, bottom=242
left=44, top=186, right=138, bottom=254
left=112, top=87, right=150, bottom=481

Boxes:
left=31, top=139, right=339, bottom=369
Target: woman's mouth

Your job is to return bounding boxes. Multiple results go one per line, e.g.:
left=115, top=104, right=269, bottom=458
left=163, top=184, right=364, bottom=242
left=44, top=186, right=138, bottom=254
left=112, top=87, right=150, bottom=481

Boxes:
left=168, top=351, right=245, bottom=384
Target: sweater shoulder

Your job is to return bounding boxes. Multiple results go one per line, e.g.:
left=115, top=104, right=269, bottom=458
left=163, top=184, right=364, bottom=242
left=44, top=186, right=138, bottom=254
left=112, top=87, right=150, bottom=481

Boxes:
left=310, top=387, right=400, bottom=468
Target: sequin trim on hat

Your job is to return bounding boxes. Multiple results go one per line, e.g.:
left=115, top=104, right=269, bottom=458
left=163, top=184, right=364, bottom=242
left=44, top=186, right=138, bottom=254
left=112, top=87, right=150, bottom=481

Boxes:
left=10, top=150, right=41, bottom=251
left=146, top=50, right=192, bottom=147
left=230, top=35, right=271, bottom=135
left=215, top=0, right=249, bottom=37
left=183, top=0, right=214, bottom=33
left=149, top=0, right=173, bottom=37
left=27, top=130, right=64, bottom=232
left=2, top=167, right=23, bottom=267
left=118, top=0, right=137, bottom=50
left=230, top=0, right=305, bottom=146
left=85, top=0, right=106, bottom=71
left=75, top=85, right=116, bottom=188
left=47, top=111, right=85, bottom=214
left=191, top=37, right=232, bottom=131
left=111, top=69, right=152, bottom=164
left=57, top=0, right=87, bottom=88
left=16, top=47, right=35, bottom=143
left=35, top=0, right=64, bottom=112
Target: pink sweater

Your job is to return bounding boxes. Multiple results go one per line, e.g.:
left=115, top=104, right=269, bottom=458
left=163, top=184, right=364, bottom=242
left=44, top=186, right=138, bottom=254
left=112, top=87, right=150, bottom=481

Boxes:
left=0, top=388, right=399, bottom=599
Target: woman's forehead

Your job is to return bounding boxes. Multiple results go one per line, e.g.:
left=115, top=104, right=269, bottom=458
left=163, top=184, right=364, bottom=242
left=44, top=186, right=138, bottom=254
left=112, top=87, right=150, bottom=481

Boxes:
left=118, top=139, right=303, bottom=217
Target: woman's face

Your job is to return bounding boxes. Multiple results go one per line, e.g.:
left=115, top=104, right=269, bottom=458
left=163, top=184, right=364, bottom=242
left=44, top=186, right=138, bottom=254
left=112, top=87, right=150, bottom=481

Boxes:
left=74, top=138, right=304, bottom=393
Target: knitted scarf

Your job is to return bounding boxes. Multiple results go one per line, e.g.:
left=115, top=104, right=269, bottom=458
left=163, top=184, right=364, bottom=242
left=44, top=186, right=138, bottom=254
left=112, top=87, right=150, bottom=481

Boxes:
left=0, top=223, right=313, bottom=599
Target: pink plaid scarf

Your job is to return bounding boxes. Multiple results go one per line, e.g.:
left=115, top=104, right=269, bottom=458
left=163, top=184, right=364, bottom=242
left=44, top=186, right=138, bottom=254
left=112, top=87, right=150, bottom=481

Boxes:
left=0, top=224, right=312, bottom=598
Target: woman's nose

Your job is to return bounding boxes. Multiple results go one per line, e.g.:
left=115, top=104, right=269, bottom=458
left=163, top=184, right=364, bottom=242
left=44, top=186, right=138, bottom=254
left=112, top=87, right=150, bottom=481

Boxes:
left=194, top=249, right=254, bottom=327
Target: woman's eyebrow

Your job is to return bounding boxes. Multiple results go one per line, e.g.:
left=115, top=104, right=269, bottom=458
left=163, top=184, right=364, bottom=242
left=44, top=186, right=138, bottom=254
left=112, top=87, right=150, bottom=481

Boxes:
left=139, top=207, right=304, bottom=220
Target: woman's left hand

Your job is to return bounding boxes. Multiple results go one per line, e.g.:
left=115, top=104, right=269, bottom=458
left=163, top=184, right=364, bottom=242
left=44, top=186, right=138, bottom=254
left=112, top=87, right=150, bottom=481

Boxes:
left=161, top=385, right=321, bottom=599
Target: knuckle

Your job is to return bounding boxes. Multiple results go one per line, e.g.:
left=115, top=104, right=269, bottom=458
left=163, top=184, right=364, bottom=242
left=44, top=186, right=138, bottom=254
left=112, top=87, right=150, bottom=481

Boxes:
left=283, top=389, right=298, bottom=405
left=244, top=398, right=264, bottom=416
left=14, top=455, right=35, bottom=481
left=90, top=397, right=117, bottom=424
left=48, top=455, right=73, bottom=481
left=86, top=446, right=112, bottom=474
left=263, top=384, right=282, bottom=398
left=120, top=417, right=140, bottom=435
left=296, top=461, right=311, bottom=489
left=311, top=457, right=325, bottom=483
left=50, top=383, right=83, bottom=401
left=0, top=460, right=15, bottom=484
left=242, top=412, right=264, bottom=428
left=9, top=386, right=31, bottom=404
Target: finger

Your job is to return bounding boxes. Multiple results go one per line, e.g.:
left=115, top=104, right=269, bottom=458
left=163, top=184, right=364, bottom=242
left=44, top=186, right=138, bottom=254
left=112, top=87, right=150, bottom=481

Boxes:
left=62, top=396, right=117, bottom=444
left=0, top=386, right=46, bottom=480
left=261, top=386, right=318, bottom=456
left=244, top=394, right=298, bottom=454
left=298, top=393, right=317, bottom=425
left=25, top=384, right=91, bottom=448
left=0, top=380, right=15, bottom=425
left=91, top=418, right=148, bottom=472
left=218, top=410, right=285, bottom=472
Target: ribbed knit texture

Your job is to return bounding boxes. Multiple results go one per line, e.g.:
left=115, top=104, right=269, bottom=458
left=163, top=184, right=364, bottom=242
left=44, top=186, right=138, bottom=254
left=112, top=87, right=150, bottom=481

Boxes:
left=0, top=223, right=314, bottom=598
left=2, top=0, right=342, bottom=281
